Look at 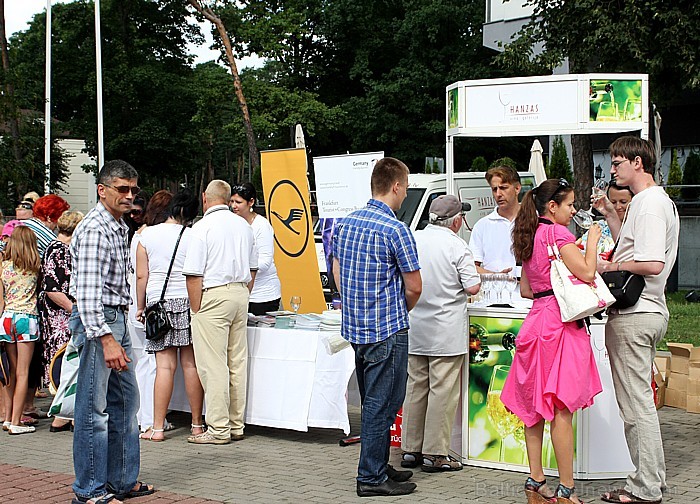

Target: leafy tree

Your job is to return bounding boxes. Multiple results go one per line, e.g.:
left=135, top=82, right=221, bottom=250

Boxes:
left=498, top=0, right=700, bottom=207
left=547, top=136, right=573, bottom=182
left=666, top=148, right=682, bottom=199
left=489, top=156, right=518, bottom=171
left=682, top=150, right=700, bottom=200
left=471, top=156, right=487, bottom=172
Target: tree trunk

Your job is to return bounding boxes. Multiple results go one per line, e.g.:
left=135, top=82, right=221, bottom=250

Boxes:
left=0, top=0, right=23, bottom=164
left=188, top=0, right=260, bottom=175
left=571, top=134, right=594, bottom=210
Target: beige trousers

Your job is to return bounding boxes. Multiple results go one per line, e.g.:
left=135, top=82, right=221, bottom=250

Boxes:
left=401, top=353, right=463, bottom=456
left=191, top=282, right=249, bottom=439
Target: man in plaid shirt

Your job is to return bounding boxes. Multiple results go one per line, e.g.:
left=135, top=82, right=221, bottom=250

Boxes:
left=69, top=160, right=155, bottom=504
left=332, top=157, right=422, bottom=497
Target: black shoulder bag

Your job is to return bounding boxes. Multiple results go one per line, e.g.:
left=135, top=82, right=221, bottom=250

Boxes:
left=601, top=200, right=677, bottom=309
left=145, top=226, right=186, bottom=340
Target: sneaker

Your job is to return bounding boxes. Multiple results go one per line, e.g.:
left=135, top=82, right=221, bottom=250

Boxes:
left=421, top=454, right=463, bottom=473
left=187, top=432, right=230, bottom=445
left=8, top=424, right=36, bottom=435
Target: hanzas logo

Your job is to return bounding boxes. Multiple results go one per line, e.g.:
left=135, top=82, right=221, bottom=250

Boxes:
left=268, top=179, right=310, bottom=258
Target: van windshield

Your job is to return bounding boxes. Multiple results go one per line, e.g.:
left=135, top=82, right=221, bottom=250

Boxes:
left=396, top=188, right=425, bottom=227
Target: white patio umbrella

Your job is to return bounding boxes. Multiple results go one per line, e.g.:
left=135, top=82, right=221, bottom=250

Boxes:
left=295, top=124, right=306, bottom=149
left=529, top=139, right=547, bottom=185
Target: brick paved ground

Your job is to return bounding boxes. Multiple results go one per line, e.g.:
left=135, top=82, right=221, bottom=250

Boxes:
left=1, top=398, right=699, bottom=503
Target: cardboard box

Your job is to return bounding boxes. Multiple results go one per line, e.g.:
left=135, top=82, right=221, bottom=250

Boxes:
left=665, top=387, right=687, bottom=409
left=654, top=356, right=670, bottom=383
left=667, top=372, right=688, bottom=392
left=688, top=380, right=700, bottom=396
left=655, top=382, right=666, bottom=410
left=667, top=343, right=700, bottom=375
left=687, top=395, right=700, bottom=414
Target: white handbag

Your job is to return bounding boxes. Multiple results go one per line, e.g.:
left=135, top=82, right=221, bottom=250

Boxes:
left=546, top=226, right=616, bottom=322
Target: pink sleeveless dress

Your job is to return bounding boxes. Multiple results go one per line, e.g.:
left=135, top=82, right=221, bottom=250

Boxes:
left=500, top=220, right=602, bottom=427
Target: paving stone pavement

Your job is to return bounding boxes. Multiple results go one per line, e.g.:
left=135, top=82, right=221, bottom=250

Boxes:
left=1, top=398, right=699, bottom=503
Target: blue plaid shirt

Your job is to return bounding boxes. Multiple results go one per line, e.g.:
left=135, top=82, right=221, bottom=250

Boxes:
left=332, top=199, right=420, bottom=344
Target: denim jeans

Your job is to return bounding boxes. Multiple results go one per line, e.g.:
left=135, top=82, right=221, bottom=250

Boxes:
left=353, top=329, right=408, bottom=485
left=71, top=305, right=141, bottom=499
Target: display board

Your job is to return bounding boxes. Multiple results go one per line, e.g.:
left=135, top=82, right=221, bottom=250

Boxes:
left=313, top=152, right=383, bottom=218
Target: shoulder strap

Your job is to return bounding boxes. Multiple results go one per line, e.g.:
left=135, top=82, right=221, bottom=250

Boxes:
left=159, top=226, right=187, bottom=302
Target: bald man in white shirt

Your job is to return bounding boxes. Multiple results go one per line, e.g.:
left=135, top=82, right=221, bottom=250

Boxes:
left=183, top=180, right=258, bottom=445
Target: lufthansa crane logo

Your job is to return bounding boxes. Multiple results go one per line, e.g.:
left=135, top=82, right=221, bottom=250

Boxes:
left=268, top=179, right=310, bottom=258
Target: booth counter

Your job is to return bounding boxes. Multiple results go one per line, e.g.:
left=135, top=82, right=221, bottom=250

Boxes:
left=450, top=306, right=634, bottom=480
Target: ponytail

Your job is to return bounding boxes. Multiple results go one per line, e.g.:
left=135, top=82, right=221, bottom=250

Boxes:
left=512, top=189, right=539, bottom=262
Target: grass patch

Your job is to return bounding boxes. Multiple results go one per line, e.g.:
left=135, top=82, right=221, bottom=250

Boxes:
left=661, top=291, right=700, bottom=349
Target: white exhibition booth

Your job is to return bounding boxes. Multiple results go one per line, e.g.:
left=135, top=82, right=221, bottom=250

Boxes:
left=444, top=73, right=648, bottom=478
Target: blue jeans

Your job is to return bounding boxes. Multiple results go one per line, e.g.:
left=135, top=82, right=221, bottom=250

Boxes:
left=71, top=306, right=141, bottom=499
left=353, top=329, right=408, bottom=485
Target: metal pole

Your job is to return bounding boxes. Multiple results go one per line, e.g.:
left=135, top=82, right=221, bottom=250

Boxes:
left=44, top=0, right=52, bottom=194
left=95, top=0, right=105, bottom=169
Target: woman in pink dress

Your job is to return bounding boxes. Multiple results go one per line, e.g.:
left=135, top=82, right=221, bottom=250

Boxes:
left=501, top=178, right=603, bottom=504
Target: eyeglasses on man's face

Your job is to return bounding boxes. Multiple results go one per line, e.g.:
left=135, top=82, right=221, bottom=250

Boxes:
left=104, top=184, right=141, bottom=195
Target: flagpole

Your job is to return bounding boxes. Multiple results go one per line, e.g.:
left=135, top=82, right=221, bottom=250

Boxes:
left=44, top=0, right=52, bottom=194
left=95, top=0, right=104, bottom=169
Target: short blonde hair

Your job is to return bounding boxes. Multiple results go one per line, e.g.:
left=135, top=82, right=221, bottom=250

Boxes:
left=205, top=180, right=231, bottom=204
left=57, top=210, right=84, bottom=236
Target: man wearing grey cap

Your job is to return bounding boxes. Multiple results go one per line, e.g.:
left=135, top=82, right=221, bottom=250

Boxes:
left=401, top=195, right=481, bottom=473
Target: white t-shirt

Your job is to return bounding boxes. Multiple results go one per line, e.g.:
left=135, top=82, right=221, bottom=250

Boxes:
left=249, top=215, right=281, bottom=303
left=612, top=185, right=678, bottom=319
left=139, top=223, right=191, bottom=302
left=182, top=205, right=258, bottom=289
left=469, top=208, right=516, bottom=274
left=409, top=224, right=481, bottom=356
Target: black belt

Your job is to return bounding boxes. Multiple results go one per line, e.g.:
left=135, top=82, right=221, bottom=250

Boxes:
left=533, top=289, right=554, bottom=299
left=105, top=304, right=128, bottom=312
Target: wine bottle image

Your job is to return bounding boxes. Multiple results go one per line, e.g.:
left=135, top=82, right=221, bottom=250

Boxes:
left=469, top=323, right=516, bottom=364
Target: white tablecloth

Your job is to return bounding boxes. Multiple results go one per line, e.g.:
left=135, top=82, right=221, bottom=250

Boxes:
left=158, top=326, right=355, bottom=434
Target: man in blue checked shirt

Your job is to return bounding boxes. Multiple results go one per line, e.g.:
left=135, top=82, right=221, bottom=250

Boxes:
left=69, top=160, right=155, bottom=504
left=332, top=157, right=422, bottom=497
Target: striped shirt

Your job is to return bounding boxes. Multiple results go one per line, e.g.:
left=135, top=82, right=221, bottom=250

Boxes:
left=23, top=218, right=57, bottom=258
left=69, top=202, right=130, bottom=339
left=332, top=199, right=420, bottom=345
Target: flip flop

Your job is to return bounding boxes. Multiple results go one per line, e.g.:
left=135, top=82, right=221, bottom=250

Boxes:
left=139, top=428, right=164, bottom=442
left=110, top=481, right=155, bottom=500
left=601, top=488, right=661, bottom=504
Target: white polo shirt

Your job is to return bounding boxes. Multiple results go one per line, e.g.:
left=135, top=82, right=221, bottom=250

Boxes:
left=182, top=205, right=258, bottom=289
left=469, top=208, right=516, bottom=274
left=409, top=224, right=481, bottom=356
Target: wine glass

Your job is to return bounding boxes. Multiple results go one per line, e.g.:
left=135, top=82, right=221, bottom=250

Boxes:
left=573, top=179, right=608, bottom=230
left=486, top=365, right=525, bottom=462
left=290, top=295, right=302, bottom=315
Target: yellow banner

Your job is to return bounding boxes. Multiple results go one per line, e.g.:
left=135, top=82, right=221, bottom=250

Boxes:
left=261, top=148, right=326, bottom=314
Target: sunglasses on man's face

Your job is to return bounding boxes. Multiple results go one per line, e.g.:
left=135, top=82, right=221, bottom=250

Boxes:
left=16, top=202, right=33, bottom=210
left=130, top=209, right=143, bottom=216
left=103, top=184, right=141, bottom=195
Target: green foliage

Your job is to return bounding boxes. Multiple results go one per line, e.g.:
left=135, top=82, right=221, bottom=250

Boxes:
left=489, top=157, right=518, bottom=170
left=471, top=156, right=487, bottom=172
left=547, top=136, right=573, bottom=182
left=681, top=150, right=700, bottom=200
left=661, top=292, right=700, bottom=349
left=666, top=148, right=682, bottom=199
left=497, top=1, right=700, bottom=103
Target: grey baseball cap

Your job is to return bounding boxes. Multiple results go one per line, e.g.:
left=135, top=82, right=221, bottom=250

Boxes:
left=429, top=195, right=470, bottom=221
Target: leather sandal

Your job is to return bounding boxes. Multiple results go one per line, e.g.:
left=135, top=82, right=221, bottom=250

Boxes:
left=400, top=451, right=422, bottom=468
left=139, top=427, right=164, bottom=442
left=421, top=454, right=463, bottom=473
left=187, top=423, right=206, bottom=442
left=601, top=488, right=661, bottom=504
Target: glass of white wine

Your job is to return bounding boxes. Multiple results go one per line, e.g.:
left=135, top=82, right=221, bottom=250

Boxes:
left=486, top=365, right=525, bottom=463
left=290, top=295, right=302, bottom=315
left=573, top=179, right=608, bottom=230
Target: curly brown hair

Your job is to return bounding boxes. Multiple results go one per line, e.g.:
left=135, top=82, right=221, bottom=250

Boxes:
left=512, top=179, right=573, bottom=263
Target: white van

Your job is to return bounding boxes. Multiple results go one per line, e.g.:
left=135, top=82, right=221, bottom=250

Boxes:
left=315, top=171, right=536, bottom=292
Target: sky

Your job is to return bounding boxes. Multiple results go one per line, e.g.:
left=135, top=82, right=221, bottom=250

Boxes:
left=4, top=0, right=261, bottom=67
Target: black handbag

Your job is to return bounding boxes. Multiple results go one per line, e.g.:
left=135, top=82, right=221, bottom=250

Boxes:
left=601, top=269, right=645, bottom=309
left=145, top=226, right=186, bottom=341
